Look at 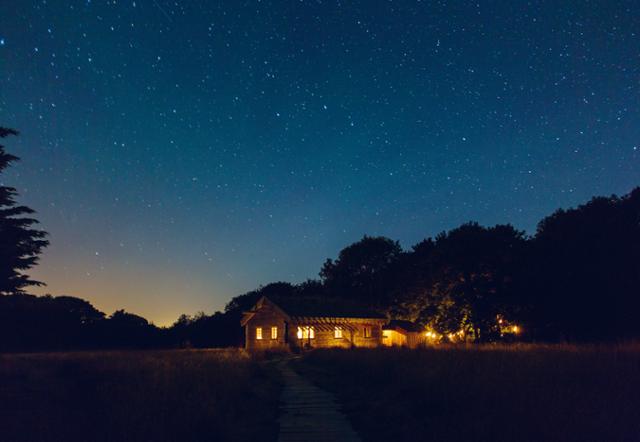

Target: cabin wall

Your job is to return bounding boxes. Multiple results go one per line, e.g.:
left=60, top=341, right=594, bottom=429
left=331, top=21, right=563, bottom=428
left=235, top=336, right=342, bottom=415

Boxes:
left=244, top=302, right=288, bottom=350
left=286, top=327, right=352, bottom=349
left=406, top=332, right=427, bottom=348
left=382, top=329, right=427, bottom=348
left=351, top=323, right=383, bottom=347
left=382, top=329, right=407, bottom=347
left=289, top=321, right=384, bottom=349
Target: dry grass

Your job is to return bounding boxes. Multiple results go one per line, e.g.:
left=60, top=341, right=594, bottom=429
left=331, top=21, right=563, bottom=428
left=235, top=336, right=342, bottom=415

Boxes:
left=0, top=349, right=281, bottom=442
left=295, top=344, right=640, bottom=442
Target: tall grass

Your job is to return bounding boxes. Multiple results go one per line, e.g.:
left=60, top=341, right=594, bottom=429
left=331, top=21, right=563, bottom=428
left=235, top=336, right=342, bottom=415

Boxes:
left=0, top=349, right=280, bottom=442
left=296, top=344, right=640, bottom=442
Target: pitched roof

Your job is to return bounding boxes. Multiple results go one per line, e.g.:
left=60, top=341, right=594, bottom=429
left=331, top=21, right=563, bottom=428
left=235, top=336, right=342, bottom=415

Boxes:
left=383, top=319, right=424, bottom=333
left=279, top=298, right=385, bottom=320
left=240, top=296, right=388, bottom=327
left=261, top=295, right=386, bottom=320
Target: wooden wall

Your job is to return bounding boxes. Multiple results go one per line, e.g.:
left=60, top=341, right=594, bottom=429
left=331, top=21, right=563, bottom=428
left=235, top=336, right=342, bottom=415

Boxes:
left=287, top=321, right=384, bottom=349
left=382, top=329, right=427, bottom=348
left=382, top=329, right=407, bottom=347
left=244, top=301, right=289, bottom=351
left=406, top=331, right=427, bottom=348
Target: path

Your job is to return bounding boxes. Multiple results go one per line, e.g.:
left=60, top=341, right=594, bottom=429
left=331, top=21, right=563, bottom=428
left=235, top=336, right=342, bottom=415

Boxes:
left=277, top=360, right=362, bottom=442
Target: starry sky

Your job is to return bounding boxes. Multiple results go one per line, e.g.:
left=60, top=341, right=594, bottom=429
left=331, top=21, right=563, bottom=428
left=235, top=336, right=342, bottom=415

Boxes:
left=1, top=1, right=638, bottom=325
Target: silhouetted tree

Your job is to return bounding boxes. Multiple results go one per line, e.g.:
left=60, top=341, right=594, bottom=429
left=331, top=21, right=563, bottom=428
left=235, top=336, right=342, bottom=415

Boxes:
left=526, top=189, right=640, bottom=341
left=0, top=128, right=49, bottom=294
left=396, top=223, right=527, bottom=341
left=0, top=294, right=105, bottom=351
left=320, top=235, right=403, bottom=308
left=102, top=309, right=161, bottom=348
left=296, top=279, right=325, bottom=297
left=169, top=311, right=241, bottom=348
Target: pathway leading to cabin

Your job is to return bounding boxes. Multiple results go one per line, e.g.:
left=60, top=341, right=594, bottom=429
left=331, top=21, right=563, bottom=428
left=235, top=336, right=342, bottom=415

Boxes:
left=277, top=359, right=362, bottom=442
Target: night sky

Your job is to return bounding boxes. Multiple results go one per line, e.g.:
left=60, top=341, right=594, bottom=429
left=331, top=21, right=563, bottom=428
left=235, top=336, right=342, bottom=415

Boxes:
left=1, top=1, right=638, bottom=325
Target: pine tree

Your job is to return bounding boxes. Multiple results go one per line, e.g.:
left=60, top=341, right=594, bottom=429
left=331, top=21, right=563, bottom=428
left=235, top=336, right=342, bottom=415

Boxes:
left=0, top=127, right=49, bottom=294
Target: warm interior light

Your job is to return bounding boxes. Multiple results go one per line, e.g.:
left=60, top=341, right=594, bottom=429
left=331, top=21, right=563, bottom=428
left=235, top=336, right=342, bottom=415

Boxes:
left=256, top=327, right=263, bottom=340
left=297, top=326, right=315, bottom=339
left=425, top=330, right=439, bottom=340
left=334, top=326, right=343, bottom=338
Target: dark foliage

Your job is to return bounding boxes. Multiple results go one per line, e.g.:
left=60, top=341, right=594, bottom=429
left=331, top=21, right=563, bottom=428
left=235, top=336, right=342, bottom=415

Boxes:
left=392, top=223, right=528, bottom=341
left=525, top=189, right=640, bottom=341
left=0, top=128, right=49, bottom=294
left=320, top=235, right=403, bottom=308
left=0, top=294, right=167, bottom=352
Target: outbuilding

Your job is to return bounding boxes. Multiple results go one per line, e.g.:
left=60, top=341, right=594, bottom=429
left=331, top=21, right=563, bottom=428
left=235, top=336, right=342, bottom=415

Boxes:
left=382, top=319, right=427, bottom=348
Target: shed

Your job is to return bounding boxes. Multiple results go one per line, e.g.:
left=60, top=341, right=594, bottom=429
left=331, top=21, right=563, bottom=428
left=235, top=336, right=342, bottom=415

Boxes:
left=382, top=319, right=427, bottom=348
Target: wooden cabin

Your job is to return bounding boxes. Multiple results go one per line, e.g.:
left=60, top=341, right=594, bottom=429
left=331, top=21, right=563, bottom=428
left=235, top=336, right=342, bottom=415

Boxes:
left=382, top=319, right=427, bottom=348
left=240, top=296, right=387, bottom=350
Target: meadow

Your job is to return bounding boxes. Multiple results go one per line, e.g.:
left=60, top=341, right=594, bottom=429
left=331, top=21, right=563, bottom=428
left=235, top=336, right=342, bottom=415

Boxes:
left=0, top=349, right=280, bottom=442
left=295, top=344, right=640, bottom=442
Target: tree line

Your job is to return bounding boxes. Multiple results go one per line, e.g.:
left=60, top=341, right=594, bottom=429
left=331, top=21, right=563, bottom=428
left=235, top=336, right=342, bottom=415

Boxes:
left=1, top=126, right=639, bottom=351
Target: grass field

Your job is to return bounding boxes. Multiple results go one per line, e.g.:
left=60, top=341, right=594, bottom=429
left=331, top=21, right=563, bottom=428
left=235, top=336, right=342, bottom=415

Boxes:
left=0, top=349, right=281, bottom=442
left=295, top=344, right=640, bottom=442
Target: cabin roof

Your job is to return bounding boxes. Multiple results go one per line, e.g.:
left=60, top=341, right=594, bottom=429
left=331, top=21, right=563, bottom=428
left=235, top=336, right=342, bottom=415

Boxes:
left=241, top=295, right=386, bottom=326
left=272, top=296, right=387, bottom=320
left=383, top=319, right=424, bottom=333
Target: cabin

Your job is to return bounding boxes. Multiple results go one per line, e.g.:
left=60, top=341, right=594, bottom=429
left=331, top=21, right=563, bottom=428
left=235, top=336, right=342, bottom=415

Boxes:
left=240, top=296, right=387, bottom=350
left=382, top=319, right=427, bottom=348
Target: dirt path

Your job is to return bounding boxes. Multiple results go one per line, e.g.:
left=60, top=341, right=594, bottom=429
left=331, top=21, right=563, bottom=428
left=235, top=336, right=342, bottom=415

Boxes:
left=277, top=360, right=362, bottom=442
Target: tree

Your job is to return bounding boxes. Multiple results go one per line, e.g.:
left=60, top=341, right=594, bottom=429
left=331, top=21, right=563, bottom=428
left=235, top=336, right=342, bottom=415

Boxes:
left=320, top=235, right=403, bottom=308
left=527, top=189, right=640, bottom=341
left=398, top=223, right=527, bottom=341
left=0, top=128, right=49, bottom=294
left=0, top=293, right=105, bottom=351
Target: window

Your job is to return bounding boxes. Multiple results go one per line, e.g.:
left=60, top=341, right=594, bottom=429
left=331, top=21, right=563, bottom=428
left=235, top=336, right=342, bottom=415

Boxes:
left=363, top=326, right=372, bottom=338
left=256, top=327, right=263, bottom=340
left=271, top=326, right=278, bottom=340
left=296, top=326, right=315, bottom=339
left=334, top=326, right=343, bottom=339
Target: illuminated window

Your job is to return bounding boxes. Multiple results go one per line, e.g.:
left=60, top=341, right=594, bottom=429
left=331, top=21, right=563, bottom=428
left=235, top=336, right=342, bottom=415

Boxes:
left=363, top=326, right=372, bottom=338
left=334, top=326, right=343, bottom=339
left=296, top=326, right=315, bottom=339
left=271, top=326, right=278, bottom=340
left=256, top=327, right=263, bottom=340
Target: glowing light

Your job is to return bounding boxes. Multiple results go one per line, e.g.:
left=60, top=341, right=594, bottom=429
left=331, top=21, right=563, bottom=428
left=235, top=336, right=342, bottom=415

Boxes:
left=297, top=326, right=315, bottom=339
left=271, top=326, right=278, bottom=339
left=334, top=326, right=343, bottom=339
left=256, top=327, right=263, bottom=340
left=424, top=330, right=440, bottom=341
